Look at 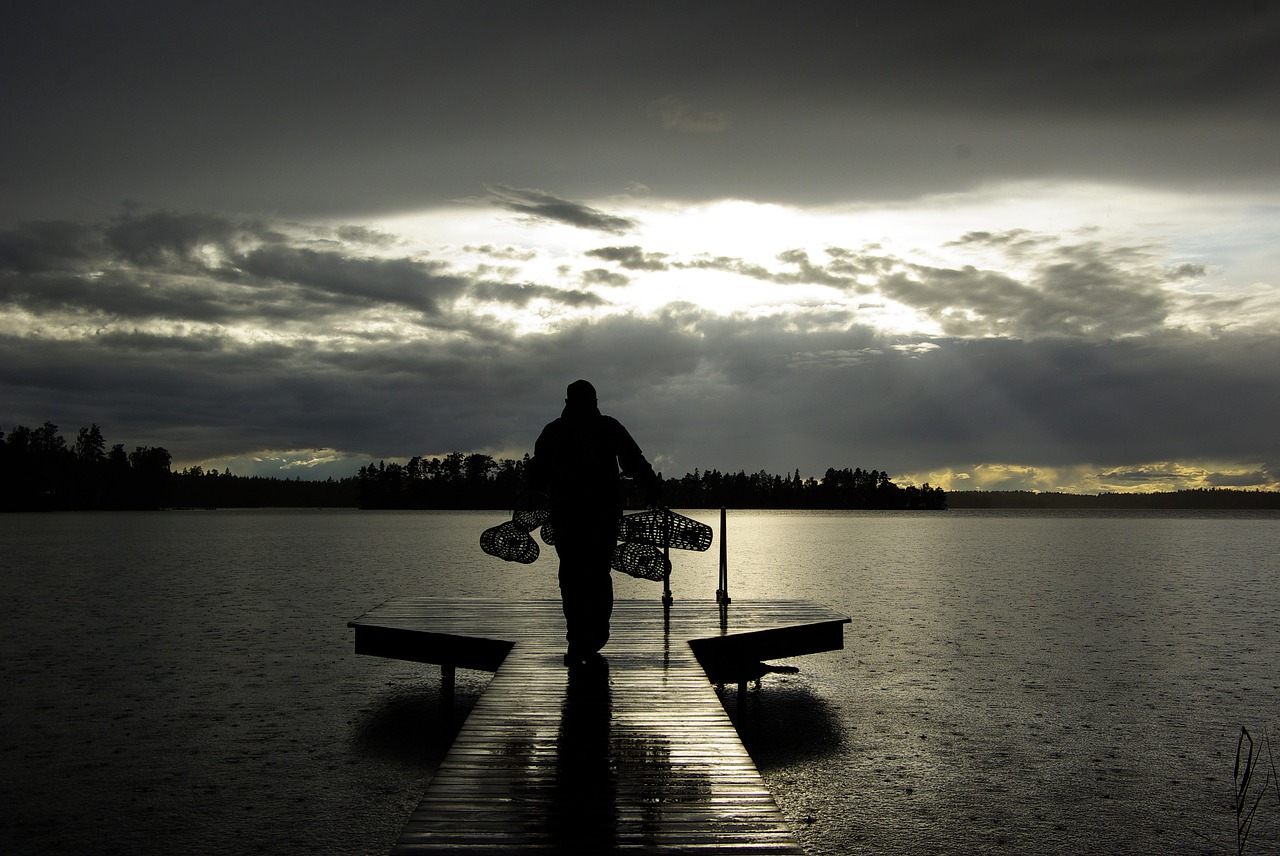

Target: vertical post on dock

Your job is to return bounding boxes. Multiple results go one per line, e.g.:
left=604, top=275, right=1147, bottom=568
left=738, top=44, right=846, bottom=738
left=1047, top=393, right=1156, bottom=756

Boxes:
left=716, top=506, right=731, bottom=605
left=441, top=664, right=455, bottom=702
left=662, top=506, right=674, bottom=607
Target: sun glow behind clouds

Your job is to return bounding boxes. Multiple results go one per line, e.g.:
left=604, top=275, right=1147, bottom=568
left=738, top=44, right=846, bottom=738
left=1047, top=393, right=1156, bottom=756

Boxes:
left=367, top=181, right=1276, bottom=339
left=898, top=460, right=1280, bottom=494
left=194, top=448, right=360, bottom=481
left=101, top=180, right=1275, bottom=493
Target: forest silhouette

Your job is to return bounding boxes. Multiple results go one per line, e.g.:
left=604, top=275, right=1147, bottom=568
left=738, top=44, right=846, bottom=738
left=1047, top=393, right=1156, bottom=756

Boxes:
left=352, top=455, right=946, bottom=510
left=1, top=422, right=944, bottom=511
left=5, top=421, right=1277, bottom=511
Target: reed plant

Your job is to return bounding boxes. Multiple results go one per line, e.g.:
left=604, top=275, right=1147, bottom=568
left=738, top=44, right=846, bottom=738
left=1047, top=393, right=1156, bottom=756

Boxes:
left=1234, top=726, right=1278, bottom=855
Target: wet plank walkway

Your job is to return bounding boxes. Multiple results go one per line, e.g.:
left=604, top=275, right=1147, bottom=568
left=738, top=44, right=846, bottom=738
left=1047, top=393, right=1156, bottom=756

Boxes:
left=349, top=598, right=849, bottom=855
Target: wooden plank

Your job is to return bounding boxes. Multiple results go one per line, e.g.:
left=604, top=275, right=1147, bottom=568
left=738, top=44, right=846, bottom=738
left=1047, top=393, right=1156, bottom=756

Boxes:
left=350, top=598, right=848, bottom=855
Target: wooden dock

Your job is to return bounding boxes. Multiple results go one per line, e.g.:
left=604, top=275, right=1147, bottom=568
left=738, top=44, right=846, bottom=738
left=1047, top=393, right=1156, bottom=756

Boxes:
left=349, top=597, right=850, bottom=854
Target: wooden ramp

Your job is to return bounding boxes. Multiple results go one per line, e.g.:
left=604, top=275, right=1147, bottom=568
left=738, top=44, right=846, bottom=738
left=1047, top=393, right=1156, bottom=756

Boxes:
left=349, top=598, right=850, bottom=855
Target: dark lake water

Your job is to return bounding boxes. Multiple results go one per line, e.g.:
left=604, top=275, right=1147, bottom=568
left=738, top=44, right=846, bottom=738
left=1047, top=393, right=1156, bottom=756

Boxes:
left=3, top=508, right=1279, bottom=855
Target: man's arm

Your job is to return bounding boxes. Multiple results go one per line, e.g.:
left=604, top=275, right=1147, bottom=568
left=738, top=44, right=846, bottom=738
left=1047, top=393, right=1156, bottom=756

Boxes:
left=524, top=424, right=553, bottom=496
left=611, top=418, right=660, bottom=501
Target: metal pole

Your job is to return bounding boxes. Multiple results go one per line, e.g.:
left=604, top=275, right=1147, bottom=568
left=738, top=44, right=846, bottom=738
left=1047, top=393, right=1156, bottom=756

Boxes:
left=661, top=506, right=673, bottom=606
left=716, top=506, right=731, bottom=605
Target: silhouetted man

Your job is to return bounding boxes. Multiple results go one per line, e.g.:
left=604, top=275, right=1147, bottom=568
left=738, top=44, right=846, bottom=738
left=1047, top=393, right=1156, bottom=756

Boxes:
left=527, top=379, right=659, bottom=667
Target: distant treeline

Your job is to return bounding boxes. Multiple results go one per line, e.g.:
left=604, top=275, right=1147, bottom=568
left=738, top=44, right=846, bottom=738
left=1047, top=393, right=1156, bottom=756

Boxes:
left=354, top=455, right=947, bottom=510
left=948, top=489, right=1280, bottom=510
left=24, top=422, right=1276, bottom=512
left=657, top=466, right=947, bottom=510
left=1, top=422, right=943, bottom=511
left=0, top=422, right=356, bottom=511
left=2, top=422, right=178, bottom=511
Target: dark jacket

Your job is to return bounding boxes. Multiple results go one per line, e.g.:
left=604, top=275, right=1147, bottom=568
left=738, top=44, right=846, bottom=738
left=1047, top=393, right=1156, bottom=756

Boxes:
left=527, top=400, right=657, bottom=518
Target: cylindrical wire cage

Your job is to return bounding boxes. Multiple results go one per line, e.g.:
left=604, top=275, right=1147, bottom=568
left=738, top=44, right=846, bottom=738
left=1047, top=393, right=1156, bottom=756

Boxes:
left=481, top=508, right=712, bottom=583
left=479, top=520, right=541, bottom=564
left=616, top=509, right=713, bottom=551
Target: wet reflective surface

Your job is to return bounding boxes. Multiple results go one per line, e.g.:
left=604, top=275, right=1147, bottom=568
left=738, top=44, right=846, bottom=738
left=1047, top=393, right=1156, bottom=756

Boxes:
left=388, top=601, right=809, bottom=853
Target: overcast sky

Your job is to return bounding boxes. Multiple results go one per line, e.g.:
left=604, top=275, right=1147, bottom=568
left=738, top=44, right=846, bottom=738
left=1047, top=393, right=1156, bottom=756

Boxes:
left=3, top=1, right=1279, bottom=493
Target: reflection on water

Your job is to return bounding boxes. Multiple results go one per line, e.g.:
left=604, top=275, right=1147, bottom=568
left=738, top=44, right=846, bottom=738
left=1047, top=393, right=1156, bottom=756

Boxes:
left=2, top=509, right=1279, bottom=855
left=719, top=680, right=845, bottom=770
left=351, top=687, right=477, bottom=769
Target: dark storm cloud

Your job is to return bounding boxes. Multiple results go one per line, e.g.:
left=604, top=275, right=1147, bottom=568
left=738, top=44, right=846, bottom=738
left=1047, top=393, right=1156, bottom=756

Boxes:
left=3, top=1, right=1277, bottom=486
left=103, top=211, right=282, bottom=269
left=584, top=236, right=1195, bottom=341
left=665, top=326, right=1280, bottom=478
left=0, top=211, right=585, bottom=327
left=589, top=231, right=1208, bottom=344
left=882, top=239, right=1200, bottom=339
left=0, top=267, right=274, bottom=326
left=588, top=245, right=858, bottom=286
left=465, top=245, right=539, bottom=262
left=945, top=230, right=1058, bottom=260
left=6, top=1, right=1277, bottom=221
left=772, top=250, right=859, bottom=288
left=0, top=214, right=282, bottom=324
left=233, top=246, right=467, bottom=315
left=1205, top=470, right=1273, bottom=487
left=616, top=246, right=865, bottom=290
left=0, top=220, right=105, bottom=272
left=469, top=281, right=607, bottom=308
left=678, top=256, right=778, bottom=283
left=330, top=225, right=399, bottom=248
left=585, top=246, right=670, bottom=271
left=879, top=254, right=1173, bottom=341
left=648, top=95, right=730, bottom=133
left=6, top=309, right=1277, bottom=482
left=1, top=212, right=274, bottom=275
left=581, top=269, right=630, bottom=288
left=482, top=186, right=637, bottom=234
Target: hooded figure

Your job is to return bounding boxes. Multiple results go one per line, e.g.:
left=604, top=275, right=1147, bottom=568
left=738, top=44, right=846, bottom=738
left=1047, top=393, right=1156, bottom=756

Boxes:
left=527, top=380, right=659, bottom=666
